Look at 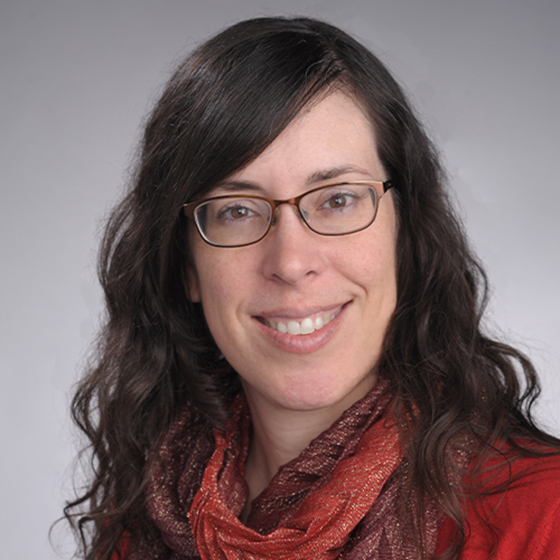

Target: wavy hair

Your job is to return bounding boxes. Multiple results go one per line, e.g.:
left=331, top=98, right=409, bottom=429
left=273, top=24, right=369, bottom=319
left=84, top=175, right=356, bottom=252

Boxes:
left=64, top=17, right=559, bottom=559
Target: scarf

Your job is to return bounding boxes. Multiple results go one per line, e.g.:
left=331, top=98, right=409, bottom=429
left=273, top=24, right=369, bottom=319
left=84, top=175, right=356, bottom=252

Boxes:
left=137, top=381, right=442, bottom=560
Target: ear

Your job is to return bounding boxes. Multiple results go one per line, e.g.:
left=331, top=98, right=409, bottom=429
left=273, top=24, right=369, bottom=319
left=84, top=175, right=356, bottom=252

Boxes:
left=186, top=264, right=201, bottom=302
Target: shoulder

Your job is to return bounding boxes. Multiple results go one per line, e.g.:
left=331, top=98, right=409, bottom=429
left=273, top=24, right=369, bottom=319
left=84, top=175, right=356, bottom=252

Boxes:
left=437, top=449, right=560, bottom=559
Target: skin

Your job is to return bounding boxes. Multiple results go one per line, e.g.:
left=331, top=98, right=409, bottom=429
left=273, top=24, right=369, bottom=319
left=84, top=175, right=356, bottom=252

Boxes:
left=188, top=92, right=398, bottom=509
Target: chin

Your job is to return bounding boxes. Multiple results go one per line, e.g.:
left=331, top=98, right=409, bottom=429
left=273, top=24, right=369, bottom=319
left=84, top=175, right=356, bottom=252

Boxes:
left=274, top=373, right=375, bottom=414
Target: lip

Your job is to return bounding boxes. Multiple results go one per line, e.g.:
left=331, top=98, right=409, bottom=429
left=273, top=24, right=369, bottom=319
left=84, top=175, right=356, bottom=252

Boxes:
left=253, top=301, right=350, bottom=354
left=256, top=303, right=345, bottom=322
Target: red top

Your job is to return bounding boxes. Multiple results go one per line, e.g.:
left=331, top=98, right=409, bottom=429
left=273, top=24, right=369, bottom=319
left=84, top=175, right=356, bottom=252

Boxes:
left=435, top=452, right=560, bottom=559
left=112, top=452, right=560, bottom=559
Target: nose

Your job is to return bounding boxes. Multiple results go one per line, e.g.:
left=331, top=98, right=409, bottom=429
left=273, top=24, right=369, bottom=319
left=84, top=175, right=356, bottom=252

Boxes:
left=260, top=204, right=326, bottom=285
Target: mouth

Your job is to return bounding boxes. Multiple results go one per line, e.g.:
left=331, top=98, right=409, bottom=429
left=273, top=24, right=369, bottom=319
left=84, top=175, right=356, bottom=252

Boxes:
left=256, top=306, right=344, bottom=336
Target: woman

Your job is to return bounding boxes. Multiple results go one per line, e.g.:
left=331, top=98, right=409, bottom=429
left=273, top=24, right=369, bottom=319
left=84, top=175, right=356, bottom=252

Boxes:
left=65, top=17, right=560, bottom=559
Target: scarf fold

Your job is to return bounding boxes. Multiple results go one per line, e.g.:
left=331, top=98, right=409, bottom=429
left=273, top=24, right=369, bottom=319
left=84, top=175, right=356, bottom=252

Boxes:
left=139, top=381, right=442, bottom=560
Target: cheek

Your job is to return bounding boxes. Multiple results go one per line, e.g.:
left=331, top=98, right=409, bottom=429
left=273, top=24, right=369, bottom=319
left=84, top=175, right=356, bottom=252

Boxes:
left=198, top=266, right=233, bottom=305
left=345, top=224, right=398, bottom=322
left=366, top=203, right=398, bottom=286
left=334, top=222, right=397, bottom=289
left=191, top=246, right=255, bottom=320
left=187, top=265, right=201, bottom=302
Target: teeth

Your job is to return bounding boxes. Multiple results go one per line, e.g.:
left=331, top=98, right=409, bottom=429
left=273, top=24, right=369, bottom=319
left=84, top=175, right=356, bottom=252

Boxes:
left=301, top=318, right=314, bottom=334
left=264, top=308, right=341, bottom=336
left=287, top=321, right=300, bottom=335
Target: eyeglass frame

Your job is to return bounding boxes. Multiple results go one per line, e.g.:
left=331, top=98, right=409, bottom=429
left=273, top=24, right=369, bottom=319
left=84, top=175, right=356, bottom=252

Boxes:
left=183, top=179, right=393, bottom=248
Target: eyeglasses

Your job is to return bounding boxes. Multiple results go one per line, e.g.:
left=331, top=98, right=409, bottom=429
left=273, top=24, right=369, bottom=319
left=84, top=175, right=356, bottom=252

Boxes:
left=183, top=180, right=393, bottom=248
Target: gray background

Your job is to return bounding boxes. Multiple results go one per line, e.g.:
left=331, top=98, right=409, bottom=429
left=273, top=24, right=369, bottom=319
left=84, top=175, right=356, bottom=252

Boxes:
left=1, top=1, right=558, bottom=558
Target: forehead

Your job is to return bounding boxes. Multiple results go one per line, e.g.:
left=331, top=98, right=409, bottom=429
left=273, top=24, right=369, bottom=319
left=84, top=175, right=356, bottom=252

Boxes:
left=217, top=92, right=385, bottom=197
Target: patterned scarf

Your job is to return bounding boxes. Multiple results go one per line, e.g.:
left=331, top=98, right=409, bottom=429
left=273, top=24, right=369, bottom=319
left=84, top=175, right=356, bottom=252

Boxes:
left=136, top=381, right=442, bottom=559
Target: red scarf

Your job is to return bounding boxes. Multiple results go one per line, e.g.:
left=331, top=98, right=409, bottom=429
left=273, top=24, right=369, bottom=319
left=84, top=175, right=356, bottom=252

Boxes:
left=140, top=382, right=442, bottom=560
left=189, top=386, right=404, bottom=559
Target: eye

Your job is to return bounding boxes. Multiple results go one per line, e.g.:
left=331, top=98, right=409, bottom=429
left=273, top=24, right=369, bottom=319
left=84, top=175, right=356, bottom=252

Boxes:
left=318, top=189, right=360, bottom=211
left=211, top=198, right=267, bottom=224
left=219, top=204, right=255, bottom=219
left=327, top=193, right=353, bottom=208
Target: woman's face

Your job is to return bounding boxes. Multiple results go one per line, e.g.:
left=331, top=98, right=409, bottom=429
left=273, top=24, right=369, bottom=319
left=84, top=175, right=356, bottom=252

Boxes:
left=189, top=92, right=398, bottom=417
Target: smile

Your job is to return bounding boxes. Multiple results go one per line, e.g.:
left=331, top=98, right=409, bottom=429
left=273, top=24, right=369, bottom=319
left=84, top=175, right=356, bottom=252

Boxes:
left=258, top=307, right=343, bottom=335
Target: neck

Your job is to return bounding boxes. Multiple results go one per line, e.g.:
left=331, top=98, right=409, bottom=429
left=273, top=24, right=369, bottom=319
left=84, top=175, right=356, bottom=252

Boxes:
left=241, top=382, right=375, bottom=508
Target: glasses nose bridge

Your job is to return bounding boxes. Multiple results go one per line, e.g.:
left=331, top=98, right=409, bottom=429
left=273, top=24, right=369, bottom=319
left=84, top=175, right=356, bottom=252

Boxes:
left=269, top=195, right=307, bottom=228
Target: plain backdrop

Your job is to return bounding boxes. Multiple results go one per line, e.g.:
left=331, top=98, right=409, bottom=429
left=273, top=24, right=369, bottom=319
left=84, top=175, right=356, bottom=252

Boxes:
left=1, top=1, right=559, bottom=558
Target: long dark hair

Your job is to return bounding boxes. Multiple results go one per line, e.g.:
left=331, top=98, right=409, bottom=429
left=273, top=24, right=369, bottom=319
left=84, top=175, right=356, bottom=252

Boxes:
left=65, top=16, right=559, bottom=559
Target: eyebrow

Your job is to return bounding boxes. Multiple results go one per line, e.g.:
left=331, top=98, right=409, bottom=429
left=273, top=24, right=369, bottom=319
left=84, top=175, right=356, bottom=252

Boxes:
left=214, top=165, right=372, bottom=194
left=305, top=165, right=371, bottom=185
left=211, top=181, right=262, bottom=193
